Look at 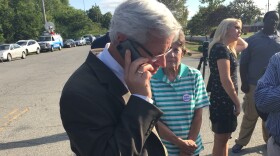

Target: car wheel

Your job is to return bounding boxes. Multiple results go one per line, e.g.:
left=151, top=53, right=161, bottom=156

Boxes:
left=58, top=45, right=62, bottom=51
left=50, top=46, right=54, bottom=52
left=22, top=51, right=26, bottom=59
left=36, top=48, right=40, bottom=54
left=7, top=53, right=12, bottom=62
left=26, top=49, right=29, bottom=55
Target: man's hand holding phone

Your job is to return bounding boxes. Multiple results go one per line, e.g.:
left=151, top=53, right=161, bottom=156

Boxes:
left=124, top=50, right=154, bottom=98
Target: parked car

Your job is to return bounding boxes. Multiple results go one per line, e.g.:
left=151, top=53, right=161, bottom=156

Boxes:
left=38, top=33, right=63, bottom=52
left=16, top=39, right=40, bottom=55
left=75, top=37, right=86, bottom=46
left=0, top=44, right=26, bottom=62
left=85, top=38, right=91, bottom=45
left=83, top=34, right=96, bottom=43
left=63, top=39, right=76, bottom=48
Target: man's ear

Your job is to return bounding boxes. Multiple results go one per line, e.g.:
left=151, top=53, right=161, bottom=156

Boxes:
left=116, top=33, right=127, bottom=44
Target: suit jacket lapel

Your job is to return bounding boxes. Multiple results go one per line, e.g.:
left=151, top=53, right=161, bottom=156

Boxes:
left=85, top=52, right=129, bottom=104
left=85, top=52, right=166, bottom=155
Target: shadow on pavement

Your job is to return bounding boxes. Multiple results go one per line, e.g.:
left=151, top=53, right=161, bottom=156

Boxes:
left=0, top=132, right=68, bottom=150
left=228, top=144, right=267, bottom=156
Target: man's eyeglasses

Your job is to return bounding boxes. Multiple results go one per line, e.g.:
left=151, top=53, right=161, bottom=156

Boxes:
left=130, top=40, right=172, bottom=62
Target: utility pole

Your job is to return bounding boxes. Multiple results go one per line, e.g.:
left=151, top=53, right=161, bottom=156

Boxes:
left=42, top=0, right=47, bottom=24
left=267, top=0, right=270, bottom=12
left=83, top=0, right=86, bottom=14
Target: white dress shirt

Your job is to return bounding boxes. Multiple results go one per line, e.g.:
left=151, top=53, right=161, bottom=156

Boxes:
left=97, top=45, right=153, bottom=103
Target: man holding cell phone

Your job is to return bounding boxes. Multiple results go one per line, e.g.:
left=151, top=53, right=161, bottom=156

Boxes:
left=59, top=0, right=181, bottom=156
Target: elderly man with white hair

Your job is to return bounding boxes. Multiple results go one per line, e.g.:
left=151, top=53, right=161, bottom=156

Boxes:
left=60, top=0, right=181, bottom=156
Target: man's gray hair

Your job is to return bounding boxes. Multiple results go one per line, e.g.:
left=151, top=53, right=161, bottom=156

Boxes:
left=109, top=0, right=181, bottom=44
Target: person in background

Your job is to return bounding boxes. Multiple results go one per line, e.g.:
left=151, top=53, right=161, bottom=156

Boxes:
left=207, top=18, right=248, bottom=156
left=59, top=0, right=181, bottom=155
left=91, top=32, right=110, bottom=49
left=255, top=52, right=280, bottom=156
left=232, top=11, right=280, bottom=153
left=150, top=30, right=210, bottom=156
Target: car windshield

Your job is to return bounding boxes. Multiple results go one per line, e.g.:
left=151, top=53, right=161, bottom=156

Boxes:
left=16, top=41, right=27, bottom=46
left=39, top=36, right=52, bottom=41
left=0, top=45, right=10, bottom=50
left=65, top=40, right=72, bottom=43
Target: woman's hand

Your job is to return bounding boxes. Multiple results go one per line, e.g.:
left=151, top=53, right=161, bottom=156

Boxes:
left=234, top=104, right=241, bottom=116
left=178, top=139, right=197, bottom=156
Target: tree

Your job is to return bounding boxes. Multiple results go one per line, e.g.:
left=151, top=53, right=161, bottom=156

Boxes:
left=227, top=0, right=261, bottom=25
left=87, top=5, right=102, bottom=23
left=199, top=0, right=225, bottom=8
left=187, top=7, right=211, bottom=36
left=0, top=0, right=109, bottom=42
left=205, top=5, right=231, bottom=28
left=60, top=0, right=69, bottom=5
left=0, top=0, right=12, bottom=43
left=159, top=0, right=189, bottom=30
left=187, top=0, right=228, bottom=36
left=7, top=0, right=42, bottom=42
left=53, top=6, right=106, bottom=39
left=101, top=12, right=112, bottom=29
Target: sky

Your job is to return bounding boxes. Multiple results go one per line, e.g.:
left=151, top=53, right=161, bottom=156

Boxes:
left=69, top=0, right=279, bottom=19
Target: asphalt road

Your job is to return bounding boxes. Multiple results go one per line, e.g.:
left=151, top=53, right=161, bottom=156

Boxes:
left=0, top=46, right=266, bottom=156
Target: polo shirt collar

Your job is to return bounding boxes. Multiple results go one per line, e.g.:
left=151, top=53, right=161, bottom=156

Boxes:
left=152, top=63, right=189, bottom=83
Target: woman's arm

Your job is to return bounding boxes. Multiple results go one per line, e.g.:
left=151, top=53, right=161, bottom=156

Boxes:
left=235, top=37, right=248, bottom=53
left=217, top=59, right=241, bottom=116
left=157, top=121, right=197, bottom=153
left=187, top=108, right=203, bottom=141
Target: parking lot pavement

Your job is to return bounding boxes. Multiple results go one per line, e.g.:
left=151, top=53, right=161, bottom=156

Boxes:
left=0, top=47, right=267, bottom=155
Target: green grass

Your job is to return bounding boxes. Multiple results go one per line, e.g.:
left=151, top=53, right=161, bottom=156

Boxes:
left=241, top=32, right=254, bottom=38
left=186, top=41, right=201, bottom=52
left=185, top=32, right=254, bottom=53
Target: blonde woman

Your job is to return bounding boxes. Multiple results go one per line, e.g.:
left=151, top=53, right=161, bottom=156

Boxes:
left=207, top=18, right=248, bottom=156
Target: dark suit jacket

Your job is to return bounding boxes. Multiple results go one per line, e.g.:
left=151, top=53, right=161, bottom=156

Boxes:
left=60, top=52, right=166, bottom=156
left=91, top=32, right=110, bottom=49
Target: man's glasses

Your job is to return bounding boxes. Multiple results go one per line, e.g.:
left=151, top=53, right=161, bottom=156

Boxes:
left=130, top=40, right=172, bottom=62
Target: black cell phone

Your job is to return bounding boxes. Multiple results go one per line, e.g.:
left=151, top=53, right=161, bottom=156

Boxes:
left=116, top=40, right=141, bottom=62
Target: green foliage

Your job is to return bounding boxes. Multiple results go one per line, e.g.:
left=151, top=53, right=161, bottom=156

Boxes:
left=199, top=0, right=225, bottom=8
left=205, top=5, right=230, bottom=27
left=186, top=41, right=201, bottom=52
left=86, top=5, right=111, bottom=33
left=0, top=0, right=108, bottom=43
left=0, top=0, right=12, bottom=43
left=188, top=0, right=262, bottom=36
left=9, top=0, right=42, bottom=42
left=101, top=12, right=112, bottom=29
left=160, top=0, right=188, bottom=31
left=187, top=7, right=211, bottom=36
left=87, top=5, right=103, bottom=23
left=227, top=0, right=262, bottom=25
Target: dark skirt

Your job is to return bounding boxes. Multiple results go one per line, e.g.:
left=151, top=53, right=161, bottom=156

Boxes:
left=209, top=93, right=237, bottom=134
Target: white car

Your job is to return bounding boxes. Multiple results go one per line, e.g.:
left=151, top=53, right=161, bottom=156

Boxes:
left=75, top=37, right=86, bottom=46
left=16, top=40, right=40, bottom=55
left=0, top=44, right=26, bottom=62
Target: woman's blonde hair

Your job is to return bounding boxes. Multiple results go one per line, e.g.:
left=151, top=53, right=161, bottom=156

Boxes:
left=208, top=18, right=242, bottom=57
